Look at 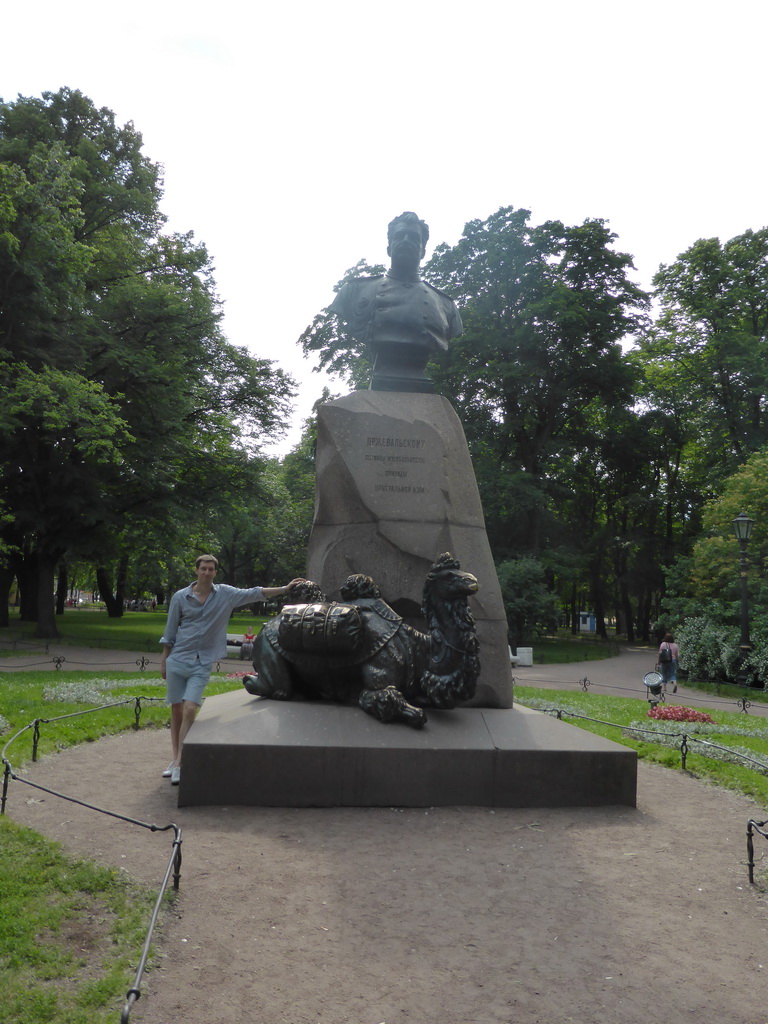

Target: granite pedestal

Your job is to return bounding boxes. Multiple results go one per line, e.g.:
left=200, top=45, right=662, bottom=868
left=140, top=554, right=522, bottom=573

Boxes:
left=307, top=391, right=513, bottom=709
left=178, top=691, right=637, bottom=808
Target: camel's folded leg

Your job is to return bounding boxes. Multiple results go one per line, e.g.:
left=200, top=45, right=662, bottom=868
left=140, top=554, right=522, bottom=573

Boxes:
left=417, top=673, right=458, bottom=708
left=243, top=673, right=271, bottom=697
left=242, top=667, right=293, bottom=701
left=244, top=639, right=294, bottom=700
left=359, top=686, right=427, bottom=728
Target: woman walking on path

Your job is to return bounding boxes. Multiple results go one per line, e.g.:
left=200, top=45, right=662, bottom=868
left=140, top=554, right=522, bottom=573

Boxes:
left=658, top=633, right=679, bottom=694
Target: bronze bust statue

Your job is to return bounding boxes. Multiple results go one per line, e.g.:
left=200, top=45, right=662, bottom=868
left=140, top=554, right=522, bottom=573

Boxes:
left=330, top=212, right=463, bottom=392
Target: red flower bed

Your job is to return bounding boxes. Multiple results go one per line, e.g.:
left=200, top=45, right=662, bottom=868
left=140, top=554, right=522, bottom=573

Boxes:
left=647, top=705, right=715, bottom=724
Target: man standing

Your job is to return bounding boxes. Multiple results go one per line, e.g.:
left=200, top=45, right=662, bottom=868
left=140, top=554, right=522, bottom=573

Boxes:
left=159, top=555, right=304, bottom=785
left=330, top=211, right=463, bottom=393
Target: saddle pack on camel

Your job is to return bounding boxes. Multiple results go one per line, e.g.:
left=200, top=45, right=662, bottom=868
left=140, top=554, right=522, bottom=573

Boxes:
left=277, top=603, right=364, bottom=655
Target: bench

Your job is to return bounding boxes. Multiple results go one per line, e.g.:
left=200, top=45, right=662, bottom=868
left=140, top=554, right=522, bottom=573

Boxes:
left=226, top=633, right=256, bottom=660
left=509, top=646, right=533, bottom=667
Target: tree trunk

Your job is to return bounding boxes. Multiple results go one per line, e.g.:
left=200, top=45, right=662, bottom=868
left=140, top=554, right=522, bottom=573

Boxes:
left=97, top=565, right=123, bottom=618
left=592, top=595, right=608, bottom=639
left=17, top=550, right=38, bottom=621
left=33, top=553, right=60, bottom=639
left=619, top=580, right=635, bottom=642
left=590, top=568, right=608, bottom=639
left=115, top=555, right=129, bottom=611
left=56, top=562, right=68, bottom=615
left=0, top=564, right=13, bottom=627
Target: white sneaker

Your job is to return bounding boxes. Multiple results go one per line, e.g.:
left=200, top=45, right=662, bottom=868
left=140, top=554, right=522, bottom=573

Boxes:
left=171, top=765, right=181, bottom=786
left=162, top=763, right=175, bottom=778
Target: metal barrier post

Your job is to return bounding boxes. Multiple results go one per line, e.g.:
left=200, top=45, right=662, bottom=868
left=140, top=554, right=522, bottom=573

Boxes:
left=1, top=761, right=10, bottom=815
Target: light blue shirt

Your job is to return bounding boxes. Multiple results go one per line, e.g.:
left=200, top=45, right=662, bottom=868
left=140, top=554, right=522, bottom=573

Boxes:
left=159, top=583, right=265, bottom=664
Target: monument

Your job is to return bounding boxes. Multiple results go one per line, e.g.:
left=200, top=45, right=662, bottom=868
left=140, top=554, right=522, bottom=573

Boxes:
left=242, top=553, right=481, bottom=727
left=178, top=213, right=637, bottom=810
left=308, top=212, right=513, bottom=708
left=330, top=211, right=462, bottom=393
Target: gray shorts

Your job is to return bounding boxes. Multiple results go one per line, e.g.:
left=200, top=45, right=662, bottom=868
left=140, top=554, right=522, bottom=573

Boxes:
left=165, top=656, right=212, bottom=705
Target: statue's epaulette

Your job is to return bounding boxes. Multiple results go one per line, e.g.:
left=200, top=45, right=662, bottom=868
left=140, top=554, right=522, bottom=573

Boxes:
left=422, top=279, right=457, bottom=302
left=343, top=275, right=384, bottom=286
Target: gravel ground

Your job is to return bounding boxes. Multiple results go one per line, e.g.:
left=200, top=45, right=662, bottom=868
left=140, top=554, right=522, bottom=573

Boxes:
left=4, top=647, right=768, bottom=1023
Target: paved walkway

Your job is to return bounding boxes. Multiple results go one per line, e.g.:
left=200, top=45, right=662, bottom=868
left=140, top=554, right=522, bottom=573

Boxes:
left=515, top=643, right=768, bottom=717
left=3, top=640, right=766, bottom=717
left=0, top=643, right=241, bottom=675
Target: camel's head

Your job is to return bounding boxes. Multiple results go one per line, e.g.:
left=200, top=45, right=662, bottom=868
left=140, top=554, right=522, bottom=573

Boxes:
left=339, top=574, right=382, bottom=601
left=425, top=553, right=479, bottom=599
left=288, top=579, right=326, bottom=603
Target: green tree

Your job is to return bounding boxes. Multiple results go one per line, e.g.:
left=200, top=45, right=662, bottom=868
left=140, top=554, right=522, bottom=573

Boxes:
left=0, top=89, right=295, bottom=633
left=660, top=448, right=768, bottom=685
left=299, top=258, right=385, bottom=389
left=0, top=364, right=131, bottom=633
left=0, top=151, right=93, bottom=355
left=626, top=227, right=768, bottom=645
left=497, top=556, right=560, bottom=648
left=426, top=208, right=648, bottom=514
left=425, top=208, right=651, bottom=637
left=671, top=449, right=768, bottom=608
left=215, top=402, right=325, bottom=588
left=641, top=229, right=768, bottom=488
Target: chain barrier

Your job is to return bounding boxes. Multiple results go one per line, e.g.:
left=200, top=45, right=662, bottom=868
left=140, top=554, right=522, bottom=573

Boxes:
left=1, top=700, right=182, bottom=1022
left=5, top=697, right=166, bottom=765
left=747, top=819, right=768, bottom=885
left=513, top=673, right=768, bottom=715
left=524, top=701, right=768, bottom=884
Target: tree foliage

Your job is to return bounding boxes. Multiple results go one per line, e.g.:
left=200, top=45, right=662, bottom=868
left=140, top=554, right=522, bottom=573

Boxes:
left=496, top=557, right=560, bottom=648
left=7, top=96, right=768, bottom=657
left=299, top=258, right=385, bottom=390
left=639, top=229, right=768, bottom=487
left=426, top=207, right=649, bottom=481
left=0, top=89, right=295, bottom=633
left=424, top=208, right=655, bottom=636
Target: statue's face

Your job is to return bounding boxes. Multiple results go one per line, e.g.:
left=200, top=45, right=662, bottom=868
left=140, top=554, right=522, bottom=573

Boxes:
left=388, top=221, right=424, bottom=270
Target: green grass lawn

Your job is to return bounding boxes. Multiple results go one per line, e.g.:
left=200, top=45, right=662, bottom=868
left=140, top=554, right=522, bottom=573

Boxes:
left=529, top=636, right=621, bottom=663
left=515, top=685, right=768, bottom=808
left=1, top=608, right=271, bottom=653
left=0, top=666, right=242, bottom=1024
left=3, top=611, right=625, bottom=659
left=0, top=669, right=245, bottom=765
left=0, top=818, right=160, bottom=1024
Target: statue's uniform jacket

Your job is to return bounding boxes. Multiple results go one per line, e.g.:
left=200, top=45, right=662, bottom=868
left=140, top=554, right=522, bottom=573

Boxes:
left=331, top=273, right=463, bottom=353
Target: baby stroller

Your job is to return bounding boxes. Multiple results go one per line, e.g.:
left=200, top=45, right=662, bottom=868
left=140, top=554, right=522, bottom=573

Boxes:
left=643, top=669, right=665, bottom=709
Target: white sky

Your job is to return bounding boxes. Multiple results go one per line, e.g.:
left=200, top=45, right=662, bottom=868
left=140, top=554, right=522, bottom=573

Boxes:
left=4, top=0, right=767, bottom=453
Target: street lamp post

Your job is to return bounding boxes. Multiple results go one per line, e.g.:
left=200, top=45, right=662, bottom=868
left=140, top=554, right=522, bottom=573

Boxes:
left=731, top=511, right=755, bottom=686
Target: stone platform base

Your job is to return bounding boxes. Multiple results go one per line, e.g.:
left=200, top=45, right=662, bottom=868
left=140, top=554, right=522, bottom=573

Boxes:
left=179, top=691, right=636, bottom=808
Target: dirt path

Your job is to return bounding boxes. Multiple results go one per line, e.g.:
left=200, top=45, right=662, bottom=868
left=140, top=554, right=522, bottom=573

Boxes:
left=5, top=719, right=768, bottom=1024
